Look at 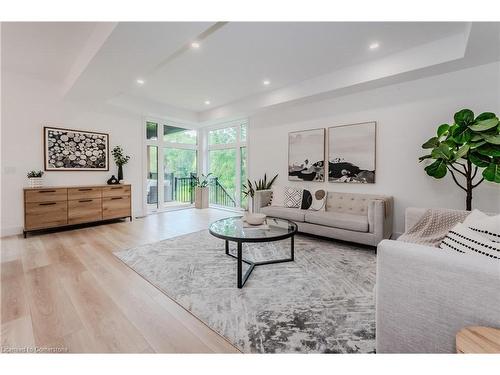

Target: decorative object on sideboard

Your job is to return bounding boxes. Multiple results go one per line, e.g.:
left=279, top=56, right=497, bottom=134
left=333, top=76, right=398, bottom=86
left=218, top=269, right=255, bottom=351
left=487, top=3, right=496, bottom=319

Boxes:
left=27, top=170, right=44, bottom=188
left=328, top=122, right=376, bottom=183
left=111, top=145, right=130, bottom=183
left=242, top=173, right=278, bottom=212
left=193, top=173, right=212, bottom=209
left=288, top=128, right=325, bottom=182
left=44, top=126, right=109, bottom=171
left=107, top=175, right=120, bottom=185
left=420, top=109, right=500, bottom=210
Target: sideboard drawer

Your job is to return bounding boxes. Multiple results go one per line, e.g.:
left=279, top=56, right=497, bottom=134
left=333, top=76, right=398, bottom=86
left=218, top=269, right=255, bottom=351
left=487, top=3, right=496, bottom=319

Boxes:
left=68, top=198, right=102, bottom=225
left=68, top=187, right=101, bottom=201
left=25, top=201, right=68, bottom=230
left=102, top=185, right=131, bottom=198
left=25, top=188, right=67, bottom=203
left=102, top=196, right=130, bottom=220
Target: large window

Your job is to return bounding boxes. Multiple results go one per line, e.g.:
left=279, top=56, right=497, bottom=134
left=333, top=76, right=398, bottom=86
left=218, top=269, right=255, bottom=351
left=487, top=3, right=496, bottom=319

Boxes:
left=146, top=145, right=158, bottom=205
left=207, top=119, right=248, bottom=208
left=145, top=120, right=198, bottom=210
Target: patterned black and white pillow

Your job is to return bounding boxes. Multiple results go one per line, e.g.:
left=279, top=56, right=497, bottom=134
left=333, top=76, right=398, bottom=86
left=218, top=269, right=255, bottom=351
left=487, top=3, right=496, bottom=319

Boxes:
left=284, top=187, right=304, bottom=208
left=300, top=189, right=327, bottom=211
left=462, top=209, right=500, bottom=243
left=440, top=223, right=500, bottom=260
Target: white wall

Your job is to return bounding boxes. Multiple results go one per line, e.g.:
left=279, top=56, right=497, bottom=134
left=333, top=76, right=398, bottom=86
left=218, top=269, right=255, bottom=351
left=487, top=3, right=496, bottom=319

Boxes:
left=1, top=72, right=143, bottom=236
left=248, top=62, right=500, bottom=235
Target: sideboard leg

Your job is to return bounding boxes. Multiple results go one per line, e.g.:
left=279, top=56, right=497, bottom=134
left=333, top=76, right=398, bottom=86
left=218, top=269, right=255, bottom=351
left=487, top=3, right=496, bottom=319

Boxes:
left=23, top=231, right=27, bottom=239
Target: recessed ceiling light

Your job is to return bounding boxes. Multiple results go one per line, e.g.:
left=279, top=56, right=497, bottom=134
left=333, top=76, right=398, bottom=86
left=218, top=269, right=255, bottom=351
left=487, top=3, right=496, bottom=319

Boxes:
left=263, top=80, right=271, bottom=86
left=369, top=42, right=380, bottom=50
left=191, top=41, right=200, bottom=49
left=204, top=100, right=211, bottom=105
left=136, top=78, right=145, bottom=85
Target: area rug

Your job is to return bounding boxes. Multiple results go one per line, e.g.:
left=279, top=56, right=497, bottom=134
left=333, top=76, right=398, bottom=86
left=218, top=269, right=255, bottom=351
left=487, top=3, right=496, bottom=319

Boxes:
left=114, top=230, right=376, bottom=353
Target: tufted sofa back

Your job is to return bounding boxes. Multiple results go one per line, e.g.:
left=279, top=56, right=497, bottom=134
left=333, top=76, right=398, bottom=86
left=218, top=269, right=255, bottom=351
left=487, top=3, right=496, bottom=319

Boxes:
left=326, top=192, right=392, bottom=216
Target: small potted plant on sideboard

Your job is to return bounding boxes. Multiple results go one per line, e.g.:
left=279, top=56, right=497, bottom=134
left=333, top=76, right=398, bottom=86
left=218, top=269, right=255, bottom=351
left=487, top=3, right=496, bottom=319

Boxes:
left=111, top=145, right=130, bottom=183
left=194, top=173, right=212, bottom=209
left=27, top=170, right=44, bottom=188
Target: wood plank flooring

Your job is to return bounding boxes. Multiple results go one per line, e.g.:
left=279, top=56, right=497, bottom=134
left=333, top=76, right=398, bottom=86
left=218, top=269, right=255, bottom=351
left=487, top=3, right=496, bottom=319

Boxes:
left=1, top=208, right=241, bottom=353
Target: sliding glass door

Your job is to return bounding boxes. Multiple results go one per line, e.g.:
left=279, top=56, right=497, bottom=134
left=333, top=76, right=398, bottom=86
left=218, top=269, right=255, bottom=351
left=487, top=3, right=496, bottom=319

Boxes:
left=145, top=121, right=198, bottom=211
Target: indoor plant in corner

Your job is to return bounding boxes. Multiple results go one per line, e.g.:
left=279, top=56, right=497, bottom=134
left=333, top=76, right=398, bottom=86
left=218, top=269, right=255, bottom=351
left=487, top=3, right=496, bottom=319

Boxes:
left=111, top=145, right=130, bottom=183
left=242, top=173, right=278, bottom=213
left=420, top=108, right=500, bottom=210
left=193, top=173, right=212, bottom=209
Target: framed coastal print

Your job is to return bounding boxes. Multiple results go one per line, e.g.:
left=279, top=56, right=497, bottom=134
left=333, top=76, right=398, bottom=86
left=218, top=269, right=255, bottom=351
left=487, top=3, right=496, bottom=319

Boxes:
left=328, top=122, right=376, bottom=183
left=44, top=126, right=109, bottom=171
left=288, top=128, right=325, bottom=182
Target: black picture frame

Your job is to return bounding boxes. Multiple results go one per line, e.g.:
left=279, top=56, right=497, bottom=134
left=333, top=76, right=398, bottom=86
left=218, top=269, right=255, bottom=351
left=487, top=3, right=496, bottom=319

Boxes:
left=43, top=126, right=109, bottom=171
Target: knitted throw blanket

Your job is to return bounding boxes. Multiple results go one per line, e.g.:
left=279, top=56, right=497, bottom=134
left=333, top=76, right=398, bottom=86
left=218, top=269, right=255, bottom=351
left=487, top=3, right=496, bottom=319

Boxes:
left=398, top=208, right=470, bottom=247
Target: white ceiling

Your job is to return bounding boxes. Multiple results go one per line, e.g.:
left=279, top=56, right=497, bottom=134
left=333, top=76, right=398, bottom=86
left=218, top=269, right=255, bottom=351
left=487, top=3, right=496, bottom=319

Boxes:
left=2, top=21, right=499, bottom=123
left=132, top=22, right=466, bottom=111
left=1, top=22, right=98, bottom=82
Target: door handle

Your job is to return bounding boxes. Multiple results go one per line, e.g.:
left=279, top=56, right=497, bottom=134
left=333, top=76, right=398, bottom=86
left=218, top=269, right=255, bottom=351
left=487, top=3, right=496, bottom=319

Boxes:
left=39, top=202, right=56, bottom=206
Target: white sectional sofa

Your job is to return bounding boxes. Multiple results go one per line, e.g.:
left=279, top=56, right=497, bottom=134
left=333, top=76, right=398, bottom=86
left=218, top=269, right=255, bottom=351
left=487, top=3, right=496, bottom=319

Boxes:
left=254, top=190, right=393, bottom=247
left=376, top=207, right=500, bottom=353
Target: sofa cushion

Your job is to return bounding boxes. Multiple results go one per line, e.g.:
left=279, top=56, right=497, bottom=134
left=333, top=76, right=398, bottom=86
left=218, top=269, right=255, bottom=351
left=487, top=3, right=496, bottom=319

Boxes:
left=260, top=206, right=306, bottom=222
left=326, top=192, right=391, bottom=217
left=305, top=211, right=369, bottom=232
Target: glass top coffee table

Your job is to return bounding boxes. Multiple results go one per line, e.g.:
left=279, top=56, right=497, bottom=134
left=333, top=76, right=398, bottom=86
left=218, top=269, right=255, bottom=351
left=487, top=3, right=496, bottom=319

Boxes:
left=209, top=216, right=298, bottom=288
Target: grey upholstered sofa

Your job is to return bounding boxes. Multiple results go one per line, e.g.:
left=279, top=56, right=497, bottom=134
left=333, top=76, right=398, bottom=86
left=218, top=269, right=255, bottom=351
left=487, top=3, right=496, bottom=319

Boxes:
left=254, top=190, right=393, bottom=246
left=376, top=207, right=500, bottom=353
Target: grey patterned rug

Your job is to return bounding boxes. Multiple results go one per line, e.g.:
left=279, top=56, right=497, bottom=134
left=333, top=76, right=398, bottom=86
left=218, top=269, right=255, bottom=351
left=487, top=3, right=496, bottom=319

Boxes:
left=114, top=230, right=376, bottom=353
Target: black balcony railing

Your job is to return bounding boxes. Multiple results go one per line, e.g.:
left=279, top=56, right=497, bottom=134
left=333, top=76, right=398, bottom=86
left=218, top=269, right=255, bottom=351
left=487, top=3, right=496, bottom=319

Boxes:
left=208, top=177, right=236, bottom=208
left=174, top=176, right=195, bottom=203
left=147, top=173, right=236, bottom=207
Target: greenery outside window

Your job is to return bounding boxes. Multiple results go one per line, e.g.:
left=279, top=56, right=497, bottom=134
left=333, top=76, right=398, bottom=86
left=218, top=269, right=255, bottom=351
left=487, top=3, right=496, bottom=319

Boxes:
left=207, top=119, right=248, bottom=209
left=145, top=119, right=198, bottom=211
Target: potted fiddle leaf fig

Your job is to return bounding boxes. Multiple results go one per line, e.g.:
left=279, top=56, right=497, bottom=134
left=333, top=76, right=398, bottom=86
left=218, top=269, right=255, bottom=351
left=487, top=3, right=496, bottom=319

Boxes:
left=419, top=109, right=500, bottom=210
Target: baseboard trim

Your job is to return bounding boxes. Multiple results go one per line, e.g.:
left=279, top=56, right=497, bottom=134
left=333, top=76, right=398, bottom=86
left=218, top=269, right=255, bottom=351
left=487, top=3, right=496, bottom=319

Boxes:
left=1, top=225, right=23, bottom=237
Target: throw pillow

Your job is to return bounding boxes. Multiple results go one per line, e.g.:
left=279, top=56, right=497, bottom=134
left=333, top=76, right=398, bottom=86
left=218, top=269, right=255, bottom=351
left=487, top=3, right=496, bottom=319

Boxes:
left=284, top=187, right=304, bottom=208
left=440, top=223, right=500, bottom=260
left=300, top=189, right=327, bottom=211
left=462, top=209, right=500, bottom=243
left=311, top=189, right=327, bottom=211
left=270, top=185, right=285, bottom=207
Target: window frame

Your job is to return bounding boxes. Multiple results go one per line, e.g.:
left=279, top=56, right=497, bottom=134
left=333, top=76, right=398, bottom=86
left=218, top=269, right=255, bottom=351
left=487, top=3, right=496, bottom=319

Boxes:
left=143, top=117, right=199, bottom=213
left=205, top=118, right=248, bottom=209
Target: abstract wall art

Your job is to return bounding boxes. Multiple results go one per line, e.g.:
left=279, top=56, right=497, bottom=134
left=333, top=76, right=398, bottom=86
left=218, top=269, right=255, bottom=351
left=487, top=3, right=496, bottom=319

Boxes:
left=44, top=126, right=109, bottom=171
left=288, top=128, right=325, bottom=182
left=328, top=122, right=376, bottom=183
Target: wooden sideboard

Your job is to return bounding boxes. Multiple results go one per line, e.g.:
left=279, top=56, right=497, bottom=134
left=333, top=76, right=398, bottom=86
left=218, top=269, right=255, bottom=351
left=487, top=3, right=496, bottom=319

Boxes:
left=23, top=184, right=132, bottom=237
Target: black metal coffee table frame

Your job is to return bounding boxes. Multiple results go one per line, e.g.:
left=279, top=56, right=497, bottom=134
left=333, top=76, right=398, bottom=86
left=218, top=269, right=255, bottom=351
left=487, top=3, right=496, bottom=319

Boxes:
left=209, top=217, right=298, bottom=288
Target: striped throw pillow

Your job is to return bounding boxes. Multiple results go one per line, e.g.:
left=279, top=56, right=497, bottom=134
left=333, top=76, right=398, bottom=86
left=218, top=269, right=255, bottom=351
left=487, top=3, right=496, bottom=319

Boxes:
left=462, top=209, right=500, bottom=243
left=440, top=223, right=500, bottom=260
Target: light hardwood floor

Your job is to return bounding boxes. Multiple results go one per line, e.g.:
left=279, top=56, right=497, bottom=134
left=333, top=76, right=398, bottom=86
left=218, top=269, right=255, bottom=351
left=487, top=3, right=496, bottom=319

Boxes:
left=1, top=208, right=241, bottom=353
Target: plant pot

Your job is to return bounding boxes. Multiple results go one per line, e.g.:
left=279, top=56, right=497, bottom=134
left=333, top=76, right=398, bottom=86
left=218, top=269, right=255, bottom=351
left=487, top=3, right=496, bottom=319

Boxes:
left=195, top=186, right=209, bottom=209
left=251, top=189, right=272, bottom=213
left=28, top=177, right=44, bottom=188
